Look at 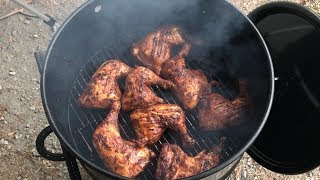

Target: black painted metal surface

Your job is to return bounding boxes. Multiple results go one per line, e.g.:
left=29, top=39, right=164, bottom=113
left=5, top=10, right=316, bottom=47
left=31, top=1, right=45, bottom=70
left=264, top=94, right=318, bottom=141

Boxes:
left=39, top=0, right=274, bottom=179
left=248, top=2, right=320, bottom=174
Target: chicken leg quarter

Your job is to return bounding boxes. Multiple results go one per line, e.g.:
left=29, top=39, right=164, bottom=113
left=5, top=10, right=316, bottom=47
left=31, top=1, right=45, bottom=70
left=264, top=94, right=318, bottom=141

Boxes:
left=131, top=25, right=191, bottom=75
left=161, top=58, right=209, bottom=109
left=198, top=80, right=249, bottom=131
left=155, top=138, right=225, bottom=180
left=130, top=104, right=195, bottom=148
left=121, top=66, right=174, bottom=111
left=92, top=102, right=155, bottom=178
left=79, top=60, right=131, bottom=109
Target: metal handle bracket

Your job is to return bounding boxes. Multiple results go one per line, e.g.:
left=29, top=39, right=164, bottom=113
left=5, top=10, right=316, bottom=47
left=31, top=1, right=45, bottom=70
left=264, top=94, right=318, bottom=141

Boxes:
left=34, top=50, right=46, bottom=75
left=36, top=126, right=65, bottom=161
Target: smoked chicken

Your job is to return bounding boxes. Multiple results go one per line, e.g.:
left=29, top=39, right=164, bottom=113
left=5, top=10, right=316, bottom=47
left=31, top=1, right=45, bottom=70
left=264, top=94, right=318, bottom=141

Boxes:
left=79, top=60, right=131, bottom=109
left=198, top=81, right=249, bottom=131
left=132, top=25, right=194, bottom=75
left=161, top=58, right=210, bottom=109
left=155, top=138, right=225, bottom=180
left=121, top=66, right=174, bottom=111
left=130, top=104, right=195, bottom=148
left=92, top=101, right=156, bottom=178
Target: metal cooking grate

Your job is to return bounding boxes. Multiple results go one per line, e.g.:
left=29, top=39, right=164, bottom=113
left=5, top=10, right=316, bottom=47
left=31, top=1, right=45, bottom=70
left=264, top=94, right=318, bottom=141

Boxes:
left=66, top=38, right=248, bottom=179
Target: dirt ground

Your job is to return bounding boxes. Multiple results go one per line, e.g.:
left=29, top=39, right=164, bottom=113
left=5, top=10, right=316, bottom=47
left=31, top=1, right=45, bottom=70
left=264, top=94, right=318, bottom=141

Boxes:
left=0, top=0, right=319, bottom=180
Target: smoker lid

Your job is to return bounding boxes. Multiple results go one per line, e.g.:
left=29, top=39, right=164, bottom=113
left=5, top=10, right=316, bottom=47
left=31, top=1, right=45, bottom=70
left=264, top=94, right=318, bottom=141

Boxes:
left=247, top=2, right=320, bottom=174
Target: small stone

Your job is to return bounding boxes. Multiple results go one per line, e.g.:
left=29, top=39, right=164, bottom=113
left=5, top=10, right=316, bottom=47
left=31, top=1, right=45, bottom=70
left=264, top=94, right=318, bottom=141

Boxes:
left=15, top=135, right=20, bottom=139
left=7, top=145, right=12, bottom=149
left=26, top=135, right=30, bottom=139
left=9, top=71, right=16, bottom=76
left=8, top=132, right=15, bottom=137
left=24, top=20, right=30, bottom=24
left=26, top=124, right=30, bottom=128
left=20, top=97, right=24, bottom=101
left=242, top=171, right=247, bottom=178
left=23, top=178, right=27, bottom=180
left=0, top=138, right=9, bottom=145
left=32, top=34, right=39, bottom=38
left=0, top=85, right=2, bottom=90
left=1, top=151, right=7, bottom=157
left=11, top=30, right=17, bottom=37
left=46, top=145, right=53, bottom=151
left=29, top=106, right=36, bottom=111
left=31, top=148, right=38, bottom=156
left=58, top=172, right=63, bottom=177
left=17, top=176, right=21, bottom=180
left=31, top=78, right=37, bottom=82
left=32, top=149, right=39, bottom=156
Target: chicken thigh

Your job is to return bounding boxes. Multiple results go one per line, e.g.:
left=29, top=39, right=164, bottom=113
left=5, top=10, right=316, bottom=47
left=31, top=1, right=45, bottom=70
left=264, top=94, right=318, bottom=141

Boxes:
left=92, top=102, right=155, bottom=178
left=79, top=60, right=131, bottom=109
left=130, top=104, right=195, bottom=148
left=161, top=58, right=209, bottom=109
left=155, top=138, right=225, bottom=180
left=121, top=66, right=174, bottom=111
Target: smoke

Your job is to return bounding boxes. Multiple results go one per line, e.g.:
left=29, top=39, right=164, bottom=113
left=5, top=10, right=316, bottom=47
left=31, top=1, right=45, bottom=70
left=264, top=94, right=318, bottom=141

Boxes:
left=91, top=0, right=252, bottom=75
left=90, top=0, right=247, bottom=46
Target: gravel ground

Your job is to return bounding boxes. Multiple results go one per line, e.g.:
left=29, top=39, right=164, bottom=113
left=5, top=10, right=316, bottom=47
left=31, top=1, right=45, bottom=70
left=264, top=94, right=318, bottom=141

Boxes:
left=0, top=0, right=319, bottom=180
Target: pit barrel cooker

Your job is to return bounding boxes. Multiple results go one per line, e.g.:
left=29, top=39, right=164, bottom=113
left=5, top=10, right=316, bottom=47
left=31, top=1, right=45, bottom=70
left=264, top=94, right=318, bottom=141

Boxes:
left=12, top=0, right=320, bottom=179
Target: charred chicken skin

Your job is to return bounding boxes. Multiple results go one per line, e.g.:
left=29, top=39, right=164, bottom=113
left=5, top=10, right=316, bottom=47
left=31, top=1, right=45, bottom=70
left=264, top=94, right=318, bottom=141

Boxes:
left=79, top=60, right=131, bottom=109
left=198, top=81, right=249, bottom=131
left=161, top=58, right=209, bottom=109
left=92, top=102, right=156, bottom=178
left=155, top=138, right=225, bottom=180
left=130, top=104, right=195, bottom=148
left=121, top=66, right=174, bottom=111
left=132, top=25, right=192, bottom=75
